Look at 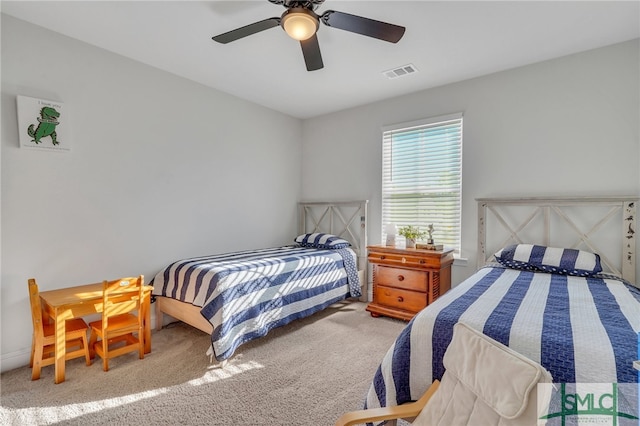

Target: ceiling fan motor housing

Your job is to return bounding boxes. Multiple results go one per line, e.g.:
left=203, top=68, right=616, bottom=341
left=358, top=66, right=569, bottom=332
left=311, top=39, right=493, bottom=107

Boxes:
left=281, top=8, right=320, bottom=41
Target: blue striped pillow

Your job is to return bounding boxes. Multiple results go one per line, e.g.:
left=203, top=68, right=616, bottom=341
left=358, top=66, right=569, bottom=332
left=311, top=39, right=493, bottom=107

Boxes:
left=294, top=233, right=351, bottom=249
left=494, top=244, right=602, bottom=277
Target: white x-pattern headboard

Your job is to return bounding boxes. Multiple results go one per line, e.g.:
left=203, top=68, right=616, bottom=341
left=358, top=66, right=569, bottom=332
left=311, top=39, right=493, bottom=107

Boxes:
left=477, top=197, right=637, bottom=283
left=298, top=200, right=368, bottom=270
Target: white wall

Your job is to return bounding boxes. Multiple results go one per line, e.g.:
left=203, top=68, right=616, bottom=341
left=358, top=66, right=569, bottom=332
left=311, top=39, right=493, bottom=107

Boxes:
left=0, top=15, right=302, bottom=371
left=3, top=14, right=639, bottom=373
left=301, top=39, right=640, bottom=285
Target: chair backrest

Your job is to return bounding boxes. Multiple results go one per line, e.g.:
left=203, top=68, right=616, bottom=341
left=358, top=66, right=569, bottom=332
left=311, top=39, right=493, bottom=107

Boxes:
left=101, top=276, right=144, bottom=327
left=414, top=323, right=553, bottom=426
left=28, top=279, right=45, bottom=340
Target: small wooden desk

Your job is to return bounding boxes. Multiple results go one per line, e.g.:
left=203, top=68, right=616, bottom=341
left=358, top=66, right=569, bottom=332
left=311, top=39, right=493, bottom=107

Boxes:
left=39, top=282, right=153, bottom=384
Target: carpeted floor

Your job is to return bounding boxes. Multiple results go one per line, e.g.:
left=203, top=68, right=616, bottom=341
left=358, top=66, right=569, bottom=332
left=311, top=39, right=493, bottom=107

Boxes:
left=0, top=300, right=406, bottom=425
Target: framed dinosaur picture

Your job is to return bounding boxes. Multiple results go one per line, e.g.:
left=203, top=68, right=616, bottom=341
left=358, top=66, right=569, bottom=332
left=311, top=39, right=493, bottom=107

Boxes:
left=17, top=95, right=70, bottom=152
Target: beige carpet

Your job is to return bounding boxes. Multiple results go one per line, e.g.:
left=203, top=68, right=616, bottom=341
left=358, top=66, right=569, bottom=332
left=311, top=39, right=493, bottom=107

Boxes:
left=0, top=301, right=406, bottom=425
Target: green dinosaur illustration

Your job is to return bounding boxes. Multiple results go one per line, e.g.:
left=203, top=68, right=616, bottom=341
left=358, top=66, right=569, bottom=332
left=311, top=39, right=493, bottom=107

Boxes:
left=27, top=106, right=60, bottom=145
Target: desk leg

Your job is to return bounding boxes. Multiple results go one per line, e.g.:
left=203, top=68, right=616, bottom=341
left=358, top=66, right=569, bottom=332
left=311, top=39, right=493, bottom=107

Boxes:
left=143, top=293, right=151, bottom=354
left=54, top=313, right=66, bottom=384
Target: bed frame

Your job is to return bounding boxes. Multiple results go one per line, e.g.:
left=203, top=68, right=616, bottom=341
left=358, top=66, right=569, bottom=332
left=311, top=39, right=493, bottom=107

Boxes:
left=155, top=200, right=369, bottom=334
left=477, top=196, right=637, bottom=284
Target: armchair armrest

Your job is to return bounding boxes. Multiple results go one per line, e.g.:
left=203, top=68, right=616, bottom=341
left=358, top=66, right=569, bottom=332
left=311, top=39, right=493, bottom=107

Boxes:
left=335, top=380, right=440, bottom=426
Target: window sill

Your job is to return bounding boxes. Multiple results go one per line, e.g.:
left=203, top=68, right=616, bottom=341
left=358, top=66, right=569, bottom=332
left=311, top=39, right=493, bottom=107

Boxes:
left=453, top=255, right=468, bottom=267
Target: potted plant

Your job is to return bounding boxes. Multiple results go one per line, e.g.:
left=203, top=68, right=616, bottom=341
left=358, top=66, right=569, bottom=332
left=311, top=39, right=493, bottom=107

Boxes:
left=398, top=225, right=426, bottom=248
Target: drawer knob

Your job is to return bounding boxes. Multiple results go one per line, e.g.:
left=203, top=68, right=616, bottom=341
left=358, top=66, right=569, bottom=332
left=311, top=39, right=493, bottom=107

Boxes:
left=419, top=259, right=425, bottom=264
left=397, top=275, right=405, bottom=281
left=380, top=255, right=386, bottom=260
left=397, top=296, right=404, bottom=302
left=401, top=257, right=407, bottom=263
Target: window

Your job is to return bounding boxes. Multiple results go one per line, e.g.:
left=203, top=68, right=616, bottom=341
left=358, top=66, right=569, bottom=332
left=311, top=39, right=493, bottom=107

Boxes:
left=382, top=113, right=463, bottom=252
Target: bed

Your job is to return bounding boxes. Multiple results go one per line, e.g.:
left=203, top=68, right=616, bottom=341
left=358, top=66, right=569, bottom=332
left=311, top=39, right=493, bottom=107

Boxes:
left=365, top=196, right=640, bottom=415
left=151, top=200, right=368, bottom=363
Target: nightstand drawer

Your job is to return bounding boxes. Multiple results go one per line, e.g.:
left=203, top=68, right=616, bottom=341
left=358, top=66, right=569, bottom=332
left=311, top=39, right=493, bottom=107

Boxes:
left=375, top=285, right=427, bottom=313
left=368, top=252, right=443, bottom=269
left=375, top=266, right=427, bottom=292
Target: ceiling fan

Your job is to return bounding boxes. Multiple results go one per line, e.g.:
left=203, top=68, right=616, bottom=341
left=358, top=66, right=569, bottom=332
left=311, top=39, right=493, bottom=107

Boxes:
left=212, top=0, right=406, bottom=72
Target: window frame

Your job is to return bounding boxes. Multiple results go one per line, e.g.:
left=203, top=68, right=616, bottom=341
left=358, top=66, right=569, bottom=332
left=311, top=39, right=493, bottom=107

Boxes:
left=381, top=112, right=463, bottom=253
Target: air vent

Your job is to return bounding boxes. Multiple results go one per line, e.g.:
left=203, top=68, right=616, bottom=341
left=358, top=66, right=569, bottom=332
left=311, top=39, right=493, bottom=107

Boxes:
left=383, top=64, right=418, bottom=79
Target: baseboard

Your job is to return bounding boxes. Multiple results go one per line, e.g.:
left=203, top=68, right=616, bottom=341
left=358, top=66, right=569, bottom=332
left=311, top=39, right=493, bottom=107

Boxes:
left=0, top=347, right=31, bottom=373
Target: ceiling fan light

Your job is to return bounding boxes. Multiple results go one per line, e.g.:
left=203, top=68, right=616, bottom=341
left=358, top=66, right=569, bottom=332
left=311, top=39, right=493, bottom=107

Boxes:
left=282, top=9, right=318, bottom=41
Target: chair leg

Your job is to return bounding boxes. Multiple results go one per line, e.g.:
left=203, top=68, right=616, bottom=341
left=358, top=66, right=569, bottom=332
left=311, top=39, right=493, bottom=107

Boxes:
left=30, top=336, right=35, bottom=368
left=82, top=333, right=91, bottom=366
left=102, top=338, right=109, bottom=372
left=138, top=328, right=144, bottom=360
left=88, top=330, right=98, bottom=360
left=31, top=343, right=43, bottom=381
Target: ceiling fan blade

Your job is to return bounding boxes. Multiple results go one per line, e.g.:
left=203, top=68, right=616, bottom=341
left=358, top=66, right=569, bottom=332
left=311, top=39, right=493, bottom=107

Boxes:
left=321, top=10, right=405, bottom=43
left=300, top=34, right=324, bottom=71
left=212, top=17, right=281, bottom=44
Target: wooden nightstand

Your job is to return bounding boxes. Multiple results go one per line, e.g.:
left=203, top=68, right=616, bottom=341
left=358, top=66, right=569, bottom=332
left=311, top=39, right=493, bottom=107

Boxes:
left=366, top=245, right=454, bottom=321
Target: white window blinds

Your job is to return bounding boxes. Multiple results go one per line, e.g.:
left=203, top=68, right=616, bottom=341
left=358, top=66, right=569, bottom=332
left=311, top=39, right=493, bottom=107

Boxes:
left=382, top=113, right=463, bottom=251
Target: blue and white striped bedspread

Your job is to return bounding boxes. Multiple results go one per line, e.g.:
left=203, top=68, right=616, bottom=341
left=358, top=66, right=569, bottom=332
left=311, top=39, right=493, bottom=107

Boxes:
left=366, top=266, right=640, bottom=411
left=151, top=245, right=360, bottom=361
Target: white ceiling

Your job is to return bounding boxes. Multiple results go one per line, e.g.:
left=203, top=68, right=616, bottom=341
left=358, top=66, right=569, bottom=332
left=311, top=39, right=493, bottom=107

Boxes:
left=2, top=1, right=639, bottom=119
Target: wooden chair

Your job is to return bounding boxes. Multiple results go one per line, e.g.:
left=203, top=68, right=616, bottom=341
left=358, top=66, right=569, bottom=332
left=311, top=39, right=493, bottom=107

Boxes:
left=336, top=381, right=441, bottom=426
left=28, top=278, right=91, bottom=381
left=89, top=275, right=145, bottom=371
left=336, top=323, right=553, bottom=426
